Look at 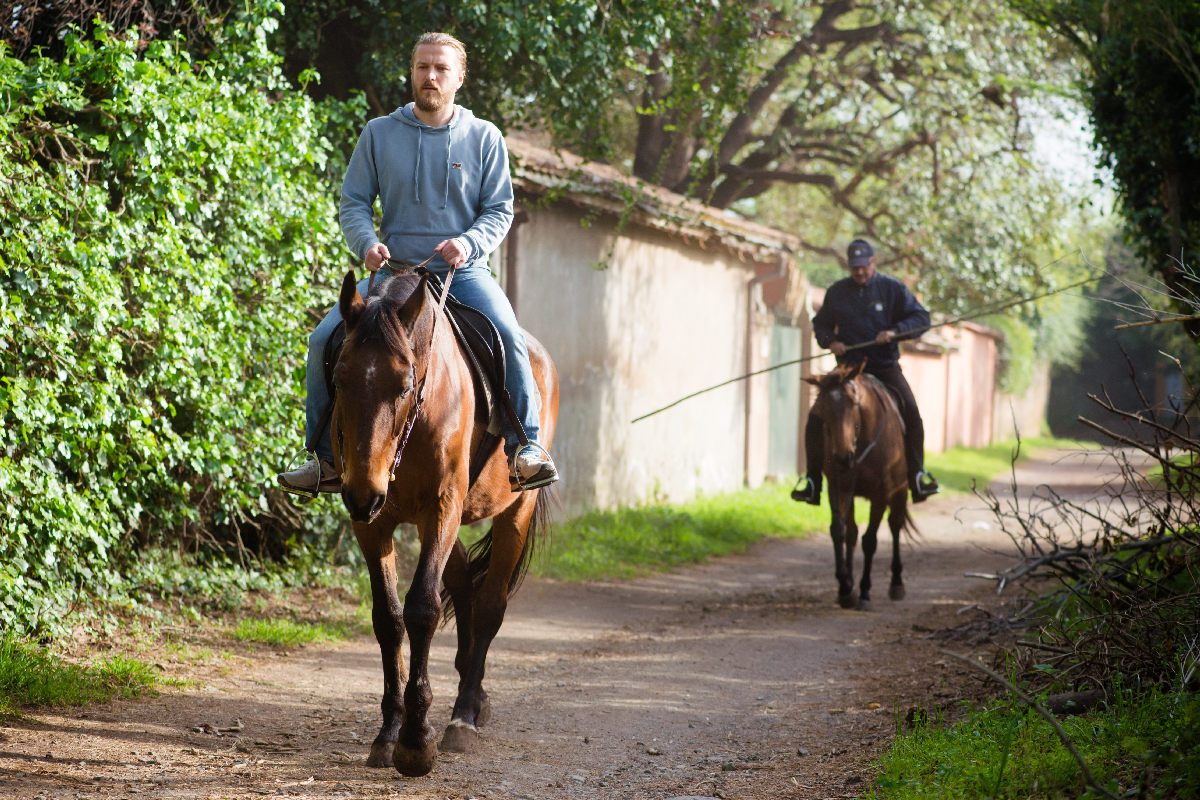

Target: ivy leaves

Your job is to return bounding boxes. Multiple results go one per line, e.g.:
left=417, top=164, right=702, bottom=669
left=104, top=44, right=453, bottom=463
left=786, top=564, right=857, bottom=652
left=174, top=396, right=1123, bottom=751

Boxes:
left=0, top=17, right=355, bottom=633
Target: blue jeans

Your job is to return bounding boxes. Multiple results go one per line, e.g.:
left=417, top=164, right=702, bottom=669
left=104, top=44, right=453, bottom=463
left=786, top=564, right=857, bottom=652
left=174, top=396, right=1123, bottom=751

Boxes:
left=304, top=264, right=542, bottom=464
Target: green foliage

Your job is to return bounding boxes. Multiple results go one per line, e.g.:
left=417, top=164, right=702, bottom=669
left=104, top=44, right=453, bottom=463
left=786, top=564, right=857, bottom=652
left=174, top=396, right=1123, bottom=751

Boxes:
left=273, top=1, right=1078, bottom=316
left=0, top=10, right=358, bottom=635
left=534, top=482, right=824, bottom=582
left=868, top=687, right=1200, bottom=800
left=983, top=314, right=1037, bottom=395
left=1047, top=260, right=1200, bottom=441
left=0, top=633, right=157, bottom=715
left=272, top=0, right=699, bottom=139
left=1012, top=0, right=1200, bottom=320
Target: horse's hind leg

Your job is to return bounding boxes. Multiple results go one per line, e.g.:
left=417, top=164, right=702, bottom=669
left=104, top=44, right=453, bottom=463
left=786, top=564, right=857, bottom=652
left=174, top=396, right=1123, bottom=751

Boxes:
left=442, top=497, right=535, bottom=752
left=858, top=501, right=886, bottom=609
left=441, top=536, right=478, bottom=715
left=354, top=527, right=407, bottom=768
left=888, top=498, right=907, bottom=601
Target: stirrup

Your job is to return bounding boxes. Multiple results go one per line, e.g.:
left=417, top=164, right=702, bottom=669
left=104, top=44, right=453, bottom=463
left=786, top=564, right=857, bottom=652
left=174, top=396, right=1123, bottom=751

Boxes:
left=509, top=442, right=559, bottom=491
left=911, top=470, right=940, bottom=502
left=790, top=476, right=821, bottom=506
left=277, top=450, right=338, bottom=500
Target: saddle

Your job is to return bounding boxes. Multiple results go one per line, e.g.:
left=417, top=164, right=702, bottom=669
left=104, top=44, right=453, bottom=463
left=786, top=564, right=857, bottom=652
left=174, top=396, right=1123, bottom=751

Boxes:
left=323, top=271, right=520, bottom=487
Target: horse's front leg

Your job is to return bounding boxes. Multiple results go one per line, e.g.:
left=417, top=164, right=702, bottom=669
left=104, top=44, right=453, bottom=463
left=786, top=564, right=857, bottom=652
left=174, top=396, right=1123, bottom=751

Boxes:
left=828, top=485, right=857, bottom=608
left=858, top=501, right=886, bottom=609
left=392, top=505, right=459, bottom=777
left=354, top=526, right=407, bottom=768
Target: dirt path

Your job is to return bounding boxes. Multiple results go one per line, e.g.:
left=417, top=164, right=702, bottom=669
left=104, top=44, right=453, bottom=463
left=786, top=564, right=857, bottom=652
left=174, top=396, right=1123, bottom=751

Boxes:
left=0, top=449, right=1129, bottom=800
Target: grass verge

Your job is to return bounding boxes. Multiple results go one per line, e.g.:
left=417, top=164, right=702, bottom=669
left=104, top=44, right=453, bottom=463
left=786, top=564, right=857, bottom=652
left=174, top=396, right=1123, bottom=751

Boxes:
left=534, top=436, right=1084, bottom=583
left=533, top=481, right=828, bottom=581
left=867, top=686, right=1200, bottom=799
left=0, top=633, right=157, bottom=716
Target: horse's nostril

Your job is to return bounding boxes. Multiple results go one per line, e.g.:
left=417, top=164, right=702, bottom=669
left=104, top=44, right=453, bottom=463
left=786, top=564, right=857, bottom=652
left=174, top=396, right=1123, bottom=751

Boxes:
left=368, top=493, right=385, bottom=520
left=342, top=489, right=387, bottom=523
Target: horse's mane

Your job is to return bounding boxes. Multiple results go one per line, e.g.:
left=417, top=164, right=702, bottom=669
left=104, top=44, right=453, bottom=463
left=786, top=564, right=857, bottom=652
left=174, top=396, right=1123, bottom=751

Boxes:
left=354, top=274, right=425, bottom=354
left=816, top=363, right=861, bottom=392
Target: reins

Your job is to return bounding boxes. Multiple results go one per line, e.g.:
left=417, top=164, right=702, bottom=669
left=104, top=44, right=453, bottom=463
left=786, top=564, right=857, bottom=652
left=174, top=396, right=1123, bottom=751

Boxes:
left=852, top=377, right=890, bottom=466
left=386, top=255, right=457, bottom=482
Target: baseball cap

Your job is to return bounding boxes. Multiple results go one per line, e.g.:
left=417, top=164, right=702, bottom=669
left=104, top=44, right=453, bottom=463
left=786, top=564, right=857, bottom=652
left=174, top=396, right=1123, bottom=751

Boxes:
left=847, top=239, right=874, bottom=267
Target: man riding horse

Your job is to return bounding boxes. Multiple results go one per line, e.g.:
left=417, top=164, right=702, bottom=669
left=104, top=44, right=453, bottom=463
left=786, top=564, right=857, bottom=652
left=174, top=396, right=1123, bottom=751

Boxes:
left=277, top=31, right=559, bottom=496
left=793, top=239, right=940, bottom=506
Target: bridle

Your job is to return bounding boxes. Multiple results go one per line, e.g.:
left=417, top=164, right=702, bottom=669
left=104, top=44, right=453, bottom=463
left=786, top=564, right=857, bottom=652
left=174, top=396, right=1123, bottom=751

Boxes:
left=336, top=252, right=456, bottom=484
left=831, top=375, right=889, bottom=468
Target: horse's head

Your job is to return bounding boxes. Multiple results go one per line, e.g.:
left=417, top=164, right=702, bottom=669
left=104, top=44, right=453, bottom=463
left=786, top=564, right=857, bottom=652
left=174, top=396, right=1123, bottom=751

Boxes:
left=331, top=271, right=427, bottom=523
left=804, top=360, right=867, bottom=472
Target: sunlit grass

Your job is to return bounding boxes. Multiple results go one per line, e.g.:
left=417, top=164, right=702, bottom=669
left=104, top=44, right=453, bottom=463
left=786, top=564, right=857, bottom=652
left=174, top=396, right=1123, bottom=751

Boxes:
left=0, top=634, right=157, bottom=716
left=231, top=617, right=364, bottom=646
left=867, top=687, right=1200, bottom=799
left=533, top=437, right=1093, bottom=583
left=534, top=482, right=826, bottom=581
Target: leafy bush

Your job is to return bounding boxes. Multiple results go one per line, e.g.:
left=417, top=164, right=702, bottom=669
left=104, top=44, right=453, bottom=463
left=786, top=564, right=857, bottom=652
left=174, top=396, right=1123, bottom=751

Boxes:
left=0, top=11, right=361, bottom=634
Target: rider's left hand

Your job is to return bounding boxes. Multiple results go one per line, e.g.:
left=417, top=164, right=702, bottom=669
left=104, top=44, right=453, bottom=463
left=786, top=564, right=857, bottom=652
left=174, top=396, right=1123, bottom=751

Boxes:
left=435, top=238, right=469, bottom=266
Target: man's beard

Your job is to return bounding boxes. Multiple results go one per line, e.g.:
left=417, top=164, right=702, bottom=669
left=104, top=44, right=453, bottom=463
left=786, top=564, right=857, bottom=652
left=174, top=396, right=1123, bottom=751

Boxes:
left=415, top=86, right=452, bottom=113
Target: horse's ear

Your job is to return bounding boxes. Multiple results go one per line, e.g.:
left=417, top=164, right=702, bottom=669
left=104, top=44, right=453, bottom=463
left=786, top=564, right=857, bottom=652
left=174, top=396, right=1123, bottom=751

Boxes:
left=804, top=376, right=821, bottom=386
left=848, top=359, right=866, bottom=379
left=397, top=277, right=428, bottom=329
left=339, top=271, right=365, bottom=329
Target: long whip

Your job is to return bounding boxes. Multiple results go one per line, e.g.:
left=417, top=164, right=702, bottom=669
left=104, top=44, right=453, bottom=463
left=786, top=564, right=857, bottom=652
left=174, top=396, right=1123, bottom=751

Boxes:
left=631, top=272, right=1100, bottom=424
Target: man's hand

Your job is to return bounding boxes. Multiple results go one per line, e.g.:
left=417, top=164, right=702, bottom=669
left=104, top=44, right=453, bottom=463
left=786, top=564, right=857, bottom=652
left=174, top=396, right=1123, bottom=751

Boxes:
left=364, top=242, right=390, bottom=272
left=830, top=341, right=847, bottom=356
left=875, top=329, right=896, bottom=344
left=435, top=237, right=469, bottom=267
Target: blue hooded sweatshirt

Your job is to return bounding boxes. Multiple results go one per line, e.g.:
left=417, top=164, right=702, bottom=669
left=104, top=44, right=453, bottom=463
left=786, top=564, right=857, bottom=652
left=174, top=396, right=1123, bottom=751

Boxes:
left=339, top=103, right=514, bottom=269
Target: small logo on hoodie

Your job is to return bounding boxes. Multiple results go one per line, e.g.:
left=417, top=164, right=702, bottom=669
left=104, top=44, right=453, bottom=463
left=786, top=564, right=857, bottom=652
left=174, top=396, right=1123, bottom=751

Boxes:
left=451, top=162, right=462, bottom=169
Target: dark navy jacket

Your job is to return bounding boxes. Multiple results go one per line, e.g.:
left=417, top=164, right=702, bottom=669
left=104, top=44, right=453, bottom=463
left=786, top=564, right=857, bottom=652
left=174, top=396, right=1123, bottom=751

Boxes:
left=813, top=272, right=929, bottom=370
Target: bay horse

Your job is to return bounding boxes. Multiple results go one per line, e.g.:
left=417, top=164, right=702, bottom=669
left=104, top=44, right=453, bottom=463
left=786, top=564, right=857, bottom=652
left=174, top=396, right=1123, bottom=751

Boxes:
left=805, top=361, right=914, bottom=609
left=330, top=269, right=557, bottom=777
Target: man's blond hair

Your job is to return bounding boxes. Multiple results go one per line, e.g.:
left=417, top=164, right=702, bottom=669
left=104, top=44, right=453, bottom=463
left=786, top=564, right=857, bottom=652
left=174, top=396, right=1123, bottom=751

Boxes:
left=411, top=32, right=467, bottom=74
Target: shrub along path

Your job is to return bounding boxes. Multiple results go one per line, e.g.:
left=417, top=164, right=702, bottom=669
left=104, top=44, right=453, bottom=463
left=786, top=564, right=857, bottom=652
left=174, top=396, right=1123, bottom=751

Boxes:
left=0, top=450, right=1130, bottom=799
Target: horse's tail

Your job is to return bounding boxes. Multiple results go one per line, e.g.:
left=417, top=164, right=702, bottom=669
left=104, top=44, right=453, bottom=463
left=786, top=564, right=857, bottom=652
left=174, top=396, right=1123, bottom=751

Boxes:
left=440, top=484, right=557, bottom=624
left=901, top=504, right=922, bottom=542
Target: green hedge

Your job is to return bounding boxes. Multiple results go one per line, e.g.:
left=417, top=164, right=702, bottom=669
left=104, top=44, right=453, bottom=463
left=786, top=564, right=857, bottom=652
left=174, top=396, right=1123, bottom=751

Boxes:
left=0, top=14, right=359, bottom=633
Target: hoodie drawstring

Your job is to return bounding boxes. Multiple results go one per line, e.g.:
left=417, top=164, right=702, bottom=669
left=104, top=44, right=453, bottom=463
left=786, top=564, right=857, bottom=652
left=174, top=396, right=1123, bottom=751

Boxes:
left=414, top=128, right=423, bottom=205
left=442, top=124, right=452, bottom=209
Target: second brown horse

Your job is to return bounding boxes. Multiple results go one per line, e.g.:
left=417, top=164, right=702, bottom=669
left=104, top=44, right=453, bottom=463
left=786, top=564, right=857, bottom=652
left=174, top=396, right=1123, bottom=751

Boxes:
left=805, top=361, right=914, bottom=609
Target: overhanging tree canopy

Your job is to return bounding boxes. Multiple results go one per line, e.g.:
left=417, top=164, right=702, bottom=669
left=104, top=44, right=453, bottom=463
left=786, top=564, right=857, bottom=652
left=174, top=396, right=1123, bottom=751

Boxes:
left=1012, top=0, right=1200, bottom=334
left=276, top=0, right=1078, bottom=310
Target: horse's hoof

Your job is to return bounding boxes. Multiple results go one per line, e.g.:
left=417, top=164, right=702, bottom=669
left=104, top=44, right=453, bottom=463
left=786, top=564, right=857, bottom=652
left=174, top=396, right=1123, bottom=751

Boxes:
left=838, top=591, right=859, bottom=609
left=440, top=719, right=482, bottom=753
left=393, top=724, right=438, bottom=777
left=889, top=584, right=906, bottom=601
left=858, top=597, right=872, bottom=611
left=365, top=740, right=394, bottom=768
